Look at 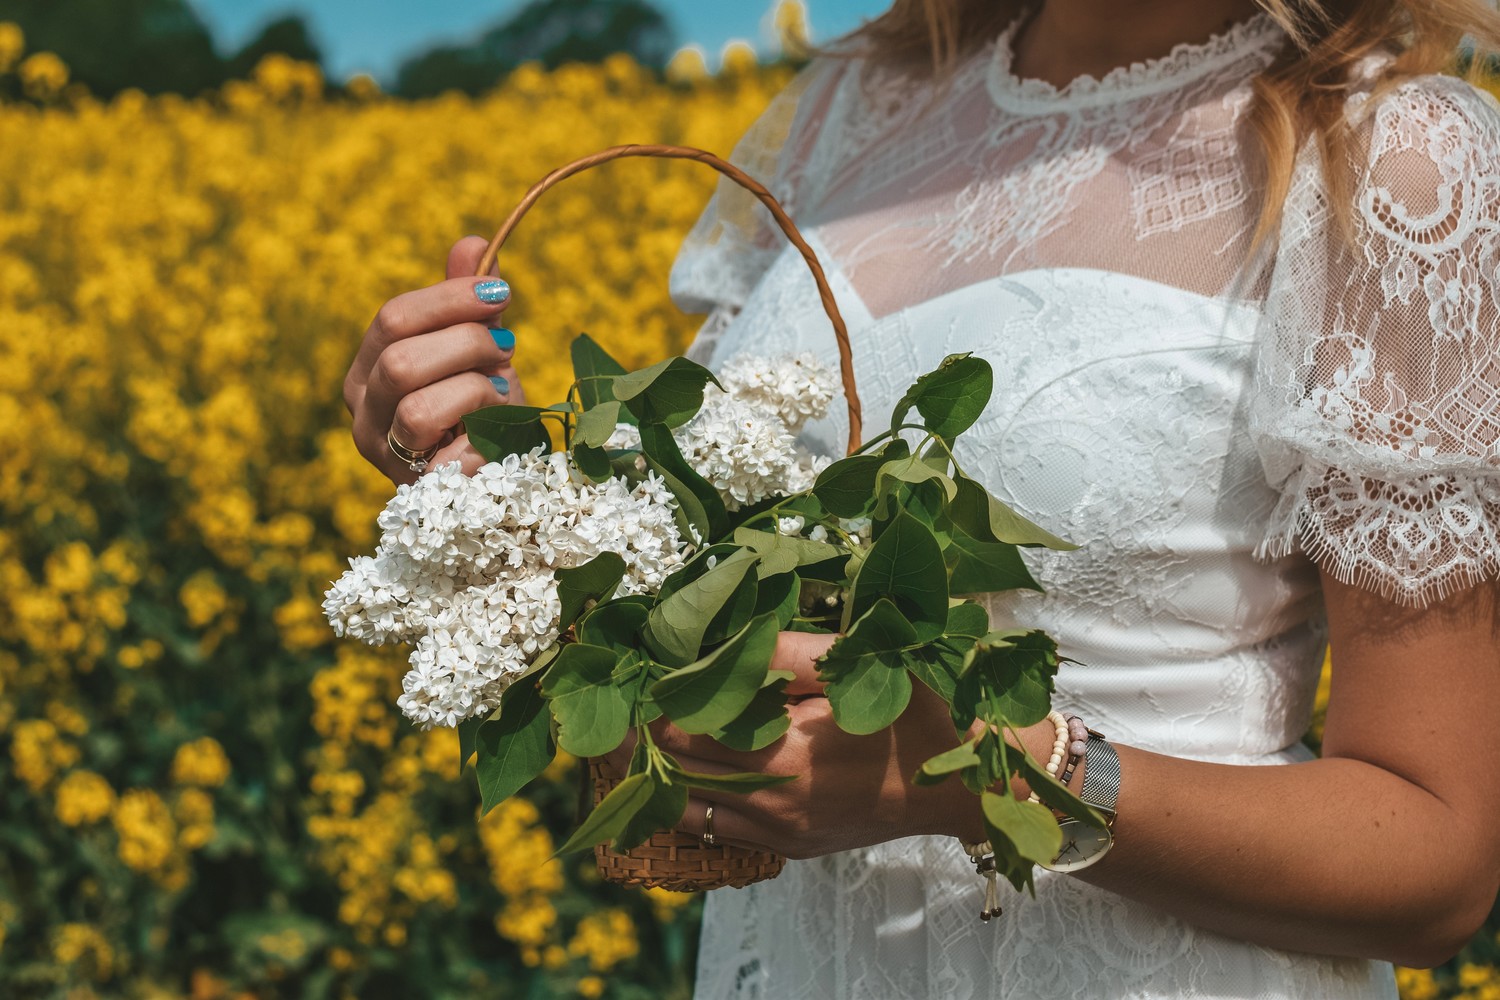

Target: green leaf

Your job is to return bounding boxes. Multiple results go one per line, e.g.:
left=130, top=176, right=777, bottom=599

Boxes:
left=613, top=356, right=720, bottom=428
left=981, top=791, right=1063, bottom=865
left=1014, top=753, right=1107, bottom=829
left=571, top=443, right=613, bottom=481
left=638, top=421, right=727, bottom=544
left=643, top=549, right=759, bottom=667
left=956, top=631, right=1060, bottom=729
left=577, top=597, right=651, bottom=653
left=571, top=333, right=629, bottom=414
left=732, top=526, right=842, bottom=577
left=823, top=649, right=912, bottom=735
left=889, top=353, right=994, bottom=440
left=905, top=638, right=965, bottom=704
left=465, top=404, right=551, bottom=462
left=458, top=714, right=486, bottom=773
left=875, top=454, right=957, bottom=503
left=650, top=613, right=778, bottom=733
left=848, top=510, right=948, bottom=641
left=612, top=774, right=689, bottom=852
left=540, top=643, right=633, bottom=757
left=951, top=475, right=1077, bottom=550
left=753, top=572, right=801, bottom=629
left=811, top=453, right=885, bottom=518
left=554, top=771, right=657, bottom=856
left=709, top=672, right=793, bottom=751
left=912, top=738, right=982, bottom=786
left=944, top=530, right=1042, bottom=594
left=946, top=602, right=990, bottom=639
left=475, top=676, right=554, bottom=815
left=576, top=400, right=622, bottom=449
left=555, top=552, right=627, bottom=630
left=667, top=764, right=798, bottom=794
left=819, top=600, right=916, bottom=734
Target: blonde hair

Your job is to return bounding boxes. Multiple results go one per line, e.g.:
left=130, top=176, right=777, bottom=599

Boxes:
left=851, top=0, right=1500, bottom=247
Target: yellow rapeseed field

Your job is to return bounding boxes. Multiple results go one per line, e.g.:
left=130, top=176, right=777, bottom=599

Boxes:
left=0, top=20, right=1493, bottom=1000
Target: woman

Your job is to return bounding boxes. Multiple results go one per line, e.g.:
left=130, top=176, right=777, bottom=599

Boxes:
left=342, top=0, right=1500, bottom=996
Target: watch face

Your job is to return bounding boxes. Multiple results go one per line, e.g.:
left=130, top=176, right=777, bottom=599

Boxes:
left=1042, top=818, right=1113, bottom=873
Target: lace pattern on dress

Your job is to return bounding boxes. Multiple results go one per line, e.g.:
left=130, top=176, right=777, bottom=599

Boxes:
left=1252, top=76, right=1500, bottom=605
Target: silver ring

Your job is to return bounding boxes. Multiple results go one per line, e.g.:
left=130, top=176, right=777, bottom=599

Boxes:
left=701, top=805, right=717, bottom=847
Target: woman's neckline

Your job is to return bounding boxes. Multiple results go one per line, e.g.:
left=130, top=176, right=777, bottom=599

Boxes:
left=986, top=10, right=1285, bottom=116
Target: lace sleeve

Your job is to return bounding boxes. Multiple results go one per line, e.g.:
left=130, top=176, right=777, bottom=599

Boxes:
left=1251, top=76, right=1500, bottom=606
left=670, top=59, right=847, bottom=363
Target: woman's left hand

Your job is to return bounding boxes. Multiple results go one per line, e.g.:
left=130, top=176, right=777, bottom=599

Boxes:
left=603, top=631, right=997, bottom=859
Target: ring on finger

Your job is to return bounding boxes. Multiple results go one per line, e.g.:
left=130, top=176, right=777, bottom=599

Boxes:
left=701, top=805, right=717, bottom=848
left=387, top=426, right=439, bottom=473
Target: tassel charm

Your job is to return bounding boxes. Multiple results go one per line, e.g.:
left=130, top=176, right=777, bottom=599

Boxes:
left=961, top=841, right=1003, bottom=922
left=976, top=854, right=1003, bottom=921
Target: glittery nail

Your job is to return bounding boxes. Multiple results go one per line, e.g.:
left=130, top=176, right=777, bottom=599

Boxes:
left=489, top=327, right=516, bottom=351
left=490, top=375, right=510, bottom=396
left=475, top=279, right=510, bottom=305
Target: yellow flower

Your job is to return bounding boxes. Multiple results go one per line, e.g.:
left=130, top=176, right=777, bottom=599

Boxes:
left=55, top=770, right=116, bottom=827
left=9, top=718, right=80, bottom=792
left=179, top=570, right=230, bottom=628
left=52, top=923, right=114, bottom=981
left=1395, top=967, right=1440, bottom=1000
left=174, top=787, right=217, bottom=850
left=170, top=737, right=231, bottom=787
left=18, top=51, right=68, bottom=101
left=0, top=22, right=23, bottom=73
left=112, top=788, right=178, bottom=874
left=720, top=40, right=760, bottom=76
left=577, top=975, right=606, bottom=999
left=667, top=46, right=710, bottom=84
left=567, top=909, right=638, bottom=972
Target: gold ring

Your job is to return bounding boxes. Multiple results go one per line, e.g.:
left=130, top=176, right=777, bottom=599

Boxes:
left=387, top=427, right=438, bottom=473
left=701, top=805, right=717, bottom=848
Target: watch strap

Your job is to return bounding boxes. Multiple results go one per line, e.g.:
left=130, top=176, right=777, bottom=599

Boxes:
left=1079, top=734, right=1120, bottom=817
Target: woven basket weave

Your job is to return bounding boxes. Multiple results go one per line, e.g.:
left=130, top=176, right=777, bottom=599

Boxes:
left=481, top=144, right=860, bottom=893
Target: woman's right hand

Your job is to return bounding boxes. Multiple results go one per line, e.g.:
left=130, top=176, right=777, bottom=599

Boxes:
left=344, top=236, right=526, bottom=485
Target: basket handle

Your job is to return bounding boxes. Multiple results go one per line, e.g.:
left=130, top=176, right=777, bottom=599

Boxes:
left=478, top=144, right=863, bottom=456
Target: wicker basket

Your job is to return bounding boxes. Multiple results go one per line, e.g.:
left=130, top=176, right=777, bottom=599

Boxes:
left=481, top=144, right=861, bottom=893
left=589, top=757, right=786, bottom=892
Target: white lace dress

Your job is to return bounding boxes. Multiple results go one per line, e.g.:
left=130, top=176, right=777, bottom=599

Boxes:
left=670, top=13, right=1500, bottom=999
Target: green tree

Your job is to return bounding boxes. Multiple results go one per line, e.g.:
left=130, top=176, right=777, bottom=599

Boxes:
left=0, top=0, right=224, bottom=96
left=225, top=14, right=324, bottom=81
left=395, top=0, right=676, bottom=98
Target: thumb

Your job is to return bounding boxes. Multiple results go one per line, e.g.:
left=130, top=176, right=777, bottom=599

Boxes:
left=446, top=235, right=499, bottom=281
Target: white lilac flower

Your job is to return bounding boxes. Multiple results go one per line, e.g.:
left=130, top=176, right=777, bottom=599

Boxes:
left=717, top=351, right=839, bottom=434
left=325, top=450, right=686, bottom=729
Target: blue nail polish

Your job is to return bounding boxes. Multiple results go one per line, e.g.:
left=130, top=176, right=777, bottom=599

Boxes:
left=489, top=327, right=516, bottom=351
left=475, top=279, right=510, bottom=305
left=490, top=375, right=510, bottom=396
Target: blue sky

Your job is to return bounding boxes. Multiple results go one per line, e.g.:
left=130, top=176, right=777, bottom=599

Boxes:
left=186, top=0, right=891, bottom=83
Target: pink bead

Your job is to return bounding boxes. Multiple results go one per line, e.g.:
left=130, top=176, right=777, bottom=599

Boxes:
left=1069, top=739, right=1088, bottom=757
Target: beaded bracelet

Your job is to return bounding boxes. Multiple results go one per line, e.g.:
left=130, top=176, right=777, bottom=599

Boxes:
left=1026, top=711, right=1071, bottom=805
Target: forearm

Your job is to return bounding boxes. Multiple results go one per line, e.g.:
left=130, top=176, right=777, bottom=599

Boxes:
left=1075, top=747, right=1486, bottom=967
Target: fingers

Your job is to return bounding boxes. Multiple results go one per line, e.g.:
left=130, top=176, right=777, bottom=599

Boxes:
left=385, top=371, right=509, bottom=455
left=447, top=234, right=498, bottom=282
left=774, top=631, right=838, bottom=696
left=361, top=323, right=511, bottom=431
left=675, top=798, right=776, bottom=854
left=346, top=272, right=514, bottom=405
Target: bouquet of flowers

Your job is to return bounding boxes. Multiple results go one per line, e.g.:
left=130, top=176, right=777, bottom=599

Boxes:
left=324, top=145, right=1102, bottom=899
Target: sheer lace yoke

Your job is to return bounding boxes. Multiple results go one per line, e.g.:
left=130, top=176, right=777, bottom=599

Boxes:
left=986, top=11, right=1283, bottom=115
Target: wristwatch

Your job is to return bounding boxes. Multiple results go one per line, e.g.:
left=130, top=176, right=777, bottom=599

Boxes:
left=1039, top=731, right=1120, bottom=873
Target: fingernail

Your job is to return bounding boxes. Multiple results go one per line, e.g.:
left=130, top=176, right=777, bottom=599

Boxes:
left=475, top=279, right=510, bottom=305
left=489, top=327, right=515, bottom=351
left=490, top=375, right=510, bottom=396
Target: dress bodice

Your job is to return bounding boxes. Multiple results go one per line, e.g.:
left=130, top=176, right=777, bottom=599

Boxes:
left=675, top=9, right=1500, bottom=997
